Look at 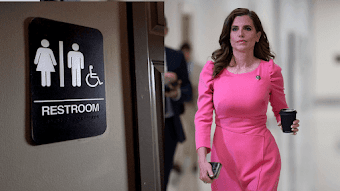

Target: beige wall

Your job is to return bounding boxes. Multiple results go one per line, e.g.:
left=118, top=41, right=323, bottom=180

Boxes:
left=0, top=2, right=128, bottom=190
left=314, top=0, right=340, bottom=98
left=313, top=1, right=340, bottom=190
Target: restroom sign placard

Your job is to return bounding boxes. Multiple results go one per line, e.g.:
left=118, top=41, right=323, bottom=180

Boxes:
left=29, top=17, right=106, bottom=144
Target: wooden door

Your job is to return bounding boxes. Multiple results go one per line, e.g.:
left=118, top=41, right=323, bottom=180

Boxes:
left=127, top=2, right=165, bottom=191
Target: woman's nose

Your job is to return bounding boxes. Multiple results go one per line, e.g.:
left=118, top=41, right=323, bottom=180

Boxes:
left=238, top=29, right=244, bottom=37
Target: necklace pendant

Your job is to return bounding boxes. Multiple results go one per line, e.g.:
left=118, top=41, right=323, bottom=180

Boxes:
left=256, top=75, right=261, bottom=80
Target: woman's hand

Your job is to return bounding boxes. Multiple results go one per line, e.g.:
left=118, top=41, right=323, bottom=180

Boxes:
left=197, top=147, right=214, bottom=184
left=198, top=159, right=214, bottom=184
left=277, top=119, right=300, bottom=135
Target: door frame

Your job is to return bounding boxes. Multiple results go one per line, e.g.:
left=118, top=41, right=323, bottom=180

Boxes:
left=125, top=2, right=165, bottom=191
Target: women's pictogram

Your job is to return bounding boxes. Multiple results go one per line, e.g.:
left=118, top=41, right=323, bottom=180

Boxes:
left=34, top=39, right=57, bottom=87
left=86, top=65, right=103, bottom=88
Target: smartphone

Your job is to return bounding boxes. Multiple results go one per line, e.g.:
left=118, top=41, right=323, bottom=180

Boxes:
left=209, top=162, right=222, bottom=180
left=165, top=81, right=178, bottom=92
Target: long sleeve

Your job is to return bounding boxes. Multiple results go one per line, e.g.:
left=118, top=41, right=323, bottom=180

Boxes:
left=195, top=60, right=214, bottom=153
left=165, top=47, right=192, bottom=142
left=269, top=60, right=289, bottom=123
left=177, top=52, right=192, bottom=103
left=166, top=47, right=192, bottom=104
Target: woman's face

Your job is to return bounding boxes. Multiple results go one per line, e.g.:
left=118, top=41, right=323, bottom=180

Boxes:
left=229, top=15, right=261, bottom=53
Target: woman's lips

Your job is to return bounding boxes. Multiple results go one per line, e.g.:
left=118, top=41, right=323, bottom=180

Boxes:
left=237, top=40, right=246, bottom=43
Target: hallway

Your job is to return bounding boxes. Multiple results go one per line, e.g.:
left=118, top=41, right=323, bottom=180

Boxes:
left=164, top=0, right=340, bottom=190
left=167, top=156, right=209, bottom=191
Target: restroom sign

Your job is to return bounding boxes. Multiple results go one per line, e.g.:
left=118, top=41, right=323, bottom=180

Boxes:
left=29, top=17, right=107, bottom=144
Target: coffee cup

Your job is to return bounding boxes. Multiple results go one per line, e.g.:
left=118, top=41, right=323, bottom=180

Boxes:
left=279, top=109, right=297, bottom=133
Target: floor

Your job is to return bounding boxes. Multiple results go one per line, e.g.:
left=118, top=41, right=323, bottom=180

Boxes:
left=313, top=106, right=340, bottom=190
left=167, top=156, right=210, bottom=191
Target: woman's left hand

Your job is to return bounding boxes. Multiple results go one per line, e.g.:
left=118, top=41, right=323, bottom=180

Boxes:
left=277, top=119, right=300, bottom=135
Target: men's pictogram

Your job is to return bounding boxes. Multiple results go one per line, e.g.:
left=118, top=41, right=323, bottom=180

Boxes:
left=68, top=43, right=84, bottom=87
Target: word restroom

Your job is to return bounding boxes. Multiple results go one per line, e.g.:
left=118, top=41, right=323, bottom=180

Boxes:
left=41, top=103, right=100, bottom=116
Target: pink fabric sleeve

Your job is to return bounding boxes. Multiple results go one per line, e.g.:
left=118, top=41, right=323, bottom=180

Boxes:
left=195, top=61, right=215, bottom=153
left=269, top=60, right=289, bottom=123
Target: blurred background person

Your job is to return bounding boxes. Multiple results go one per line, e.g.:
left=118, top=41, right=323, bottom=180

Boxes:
left=181, top=42, right=194, bottom=77
left=171, top=42, right=198, bottom=178
left=164, top=17, right=193, bottom=190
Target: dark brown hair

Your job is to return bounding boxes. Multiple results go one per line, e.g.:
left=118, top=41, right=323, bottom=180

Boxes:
left=180, top=42, right=191, bottom=51
left=211, top=8, right=275, bottom=77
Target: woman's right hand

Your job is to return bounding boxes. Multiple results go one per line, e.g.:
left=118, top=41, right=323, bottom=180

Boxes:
left=197, top=147, right=214, bottom=184
left=198, top=159, right=214, bottom=184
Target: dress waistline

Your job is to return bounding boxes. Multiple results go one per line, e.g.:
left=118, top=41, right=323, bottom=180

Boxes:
left=215, top=115, right=268, bottom=135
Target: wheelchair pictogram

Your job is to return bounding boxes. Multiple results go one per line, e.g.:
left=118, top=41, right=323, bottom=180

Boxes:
left=86, top=65, right=103, bottom=88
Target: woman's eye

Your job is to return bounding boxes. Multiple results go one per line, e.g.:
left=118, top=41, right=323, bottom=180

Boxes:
left=246, top=27, right=251, bottom=31
left=232, top=27, right=238, bottom=31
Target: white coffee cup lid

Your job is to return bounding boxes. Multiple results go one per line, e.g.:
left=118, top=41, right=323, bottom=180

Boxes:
left=280, top=108, right=296, bottom=112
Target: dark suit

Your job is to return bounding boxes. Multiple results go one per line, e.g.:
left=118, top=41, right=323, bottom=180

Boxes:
left=164, top=47, right=192, bottom=189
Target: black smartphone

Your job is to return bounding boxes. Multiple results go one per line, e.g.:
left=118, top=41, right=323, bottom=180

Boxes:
left=165, top=81, right=178, bottom=92
left=208, top=162, right=222, bottom=180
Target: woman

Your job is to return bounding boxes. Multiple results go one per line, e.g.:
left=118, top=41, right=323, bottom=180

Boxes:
left=195, top=8, right=300, bottom=190
left=34, top=39, right=57, bottom=87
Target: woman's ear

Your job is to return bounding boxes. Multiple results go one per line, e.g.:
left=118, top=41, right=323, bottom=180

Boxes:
left=256, top=31, right=261, bottom=42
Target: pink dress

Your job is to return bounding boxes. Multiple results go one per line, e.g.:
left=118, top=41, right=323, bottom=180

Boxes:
left=195, top=60, right=288, bottom=191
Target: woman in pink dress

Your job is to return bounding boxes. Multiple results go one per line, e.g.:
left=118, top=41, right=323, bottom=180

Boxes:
left=195, top=8, right=300, bottom=190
